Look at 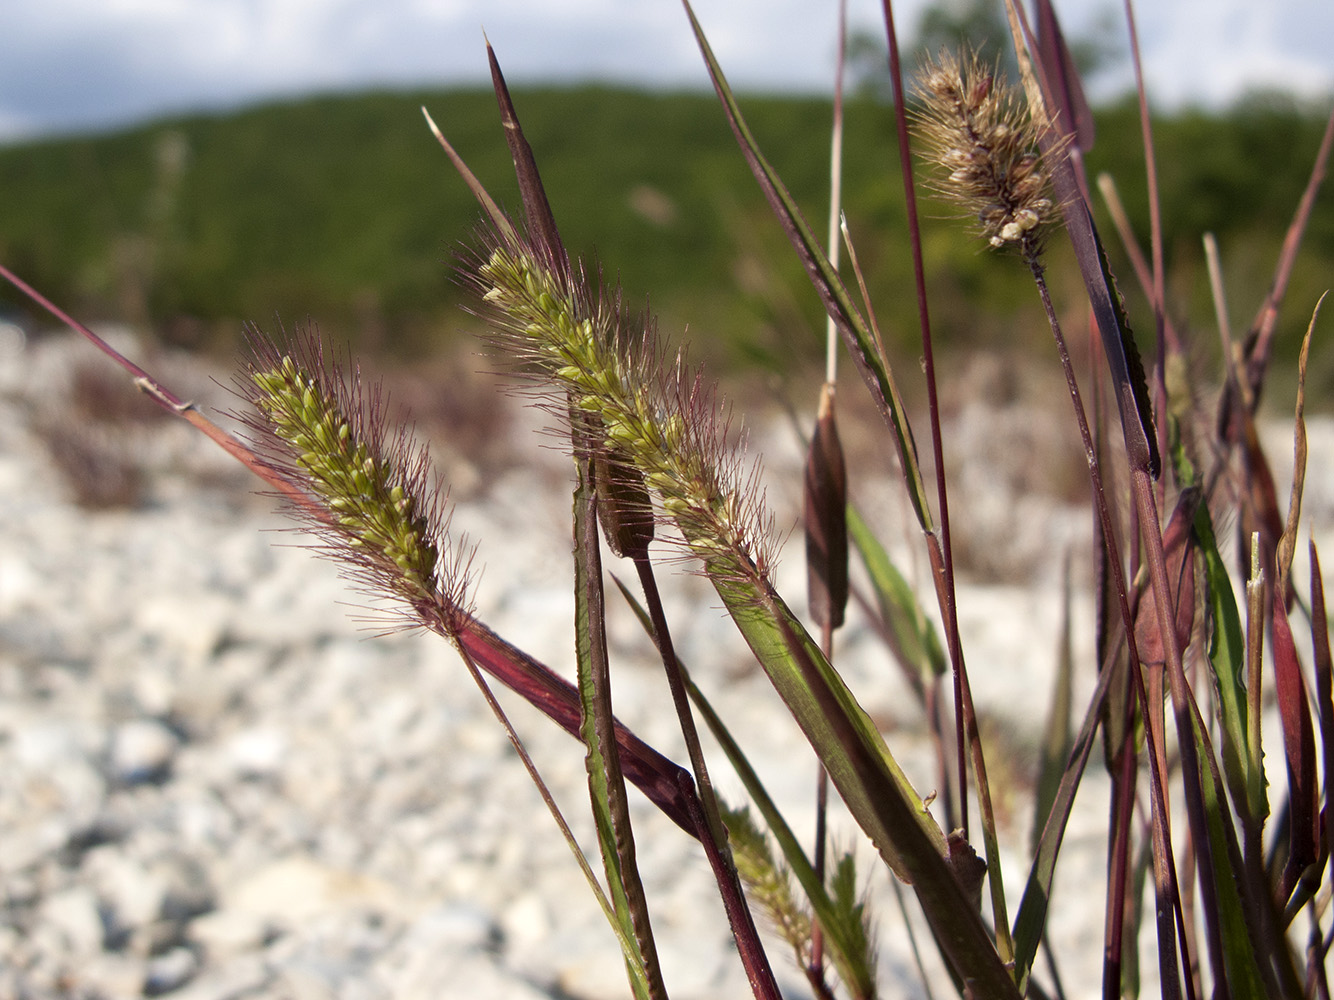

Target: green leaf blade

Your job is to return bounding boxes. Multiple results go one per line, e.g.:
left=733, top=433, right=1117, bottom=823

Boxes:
left=848, top=506, right=947, bottom=684
left=574, top=455, right=667, bottom=1000
left=703, top=562, right=1019, bottom=998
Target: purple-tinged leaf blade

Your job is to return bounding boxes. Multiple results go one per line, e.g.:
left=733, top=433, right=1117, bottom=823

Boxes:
left=1034, top=0, right=1094, bottom=152
left=1132, top=488, right=1200, bottom=667
left=1271, top=583, right=1319, bottom=903
left=1309, top=544, right=1334, bottom=895
left=486, top=41, right=568, bottom=277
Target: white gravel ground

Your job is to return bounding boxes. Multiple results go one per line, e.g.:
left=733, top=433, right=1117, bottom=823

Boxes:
left=1, top=329, right=1327, bottom=999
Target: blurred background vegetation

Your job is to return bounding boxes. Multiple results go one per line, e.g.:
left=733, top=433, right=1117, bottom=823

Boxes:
left=1, top=2, right=1330, bottom=403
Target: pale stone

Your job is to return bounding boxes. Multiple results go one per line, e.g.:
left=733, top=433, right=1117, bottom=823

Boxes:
left=188, top=907, right=270, bottom=960
left=144, top=945, right=199, bottom=995
left=40, top=885, right=104, bottom=954
left=108, top=718, right=179, bottom=785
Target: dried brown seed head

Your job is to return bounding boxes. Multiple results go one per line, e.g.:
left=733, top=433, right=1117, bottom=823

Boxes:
left=913, top=48, right=1059, bottom=251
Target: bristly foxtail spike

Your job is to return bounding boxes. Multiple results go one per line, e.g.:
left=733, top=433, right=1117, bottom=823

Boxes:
left=467, top=237, right=776, bottom=586
left=590, top=304, right=656, bottom=561
left=913, top=47, right=1058, bottom=253
left=238, top=324, right=471, bottom=638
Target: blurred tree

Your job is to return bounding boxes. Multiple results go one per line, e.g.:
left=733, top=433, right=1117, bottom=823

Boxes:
left=917, top=0, right=1019, bottom=78
left=849, top=0, right=1120, bottom=100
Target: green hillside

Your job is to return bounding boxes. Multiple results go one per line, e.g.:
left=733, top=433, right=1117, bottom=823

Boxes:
left=1, top=86, right=1330, bottom=376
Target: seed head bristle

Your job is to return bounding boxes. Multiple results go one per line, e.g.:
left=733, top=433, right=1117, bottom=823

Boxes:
left=914, top=48, right=1057, bottom=250
left=467, top=230, right=776, bottom=584
left=722, top=805, right=814, bottom=966
left=239, top=328, right=471, bottom=635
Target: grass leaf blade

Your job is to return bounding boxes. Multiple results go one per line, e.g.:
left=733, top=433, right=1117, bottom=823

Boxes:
left=681, top=0, right=932, bottom=532
left=1195, top=504, right=1260, bottom=826
left=1270, top=579, right=1320, bottom=905
left=1186, top=698, right=1274, bottom=999
left=573, top=455, right=667, bottom=1000
left=1309, top=544, right=1334, bottom=901
left=1031, top=556, right=1075, bottom=858
left=847, top=506, right=947, bottom=684
left=709, top=570, right=1019, bottom=998
left=1011, top=653, right=1119, bottom=991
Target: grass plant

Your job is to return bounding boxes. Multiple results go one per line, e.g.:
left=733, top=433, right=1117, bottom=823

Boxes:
left=4, top=1, right=1334, bottom=997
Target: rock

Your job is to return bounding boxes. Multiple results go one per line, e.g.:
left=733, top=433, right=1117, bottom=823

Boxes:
left=400, top=902, right=497, bottom=955
left=107, top=718, right=179, bottom=785
left=0, top=547, right=39, bottom=616
left=87, top=850, right=168, bottom=943
left=0, top=815, right=76, bottom=874
left=188, top=907, right=270, bottom=960
left=220, top=725, right=288, bottom=779
left=498, top=891, right=554, bottom=953
left=225, top=856, right=405, bottom=929
left=77, top=952, right=147, bottom=998
left=159, top=954, right=271, bottom=1000
left=171, top=788, right=238, bottom=850
left=12, top=720, right=107, bottom=825
left=387, top=952, right=551, bottom=1000
left=39, top=885, right=105, bottom=954
left=144, top=945, right=200, bottom=995
left=134, top=591, right=232, bottom=664
left=158, top=853, right=217, bottom=925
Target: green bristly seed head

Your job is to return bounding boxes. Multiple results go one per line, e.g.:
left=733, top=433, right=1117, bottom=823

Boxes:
left=721, top=805, right=813, bottom=964
left=477, top=240, right=771, bottom=580
left=251, top=358, right=440, bottom=603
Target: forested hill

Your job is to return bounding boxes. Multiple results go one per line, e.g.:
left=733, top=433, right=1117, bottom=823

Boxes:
left=1, top=86, right=1329, bottom=373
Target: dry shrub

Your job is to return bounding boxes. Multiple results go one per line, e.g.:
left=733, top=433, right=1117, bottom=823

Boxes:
left=33, top=418, right=144, bottom=509
left=29, top=357, right=164, bottom=509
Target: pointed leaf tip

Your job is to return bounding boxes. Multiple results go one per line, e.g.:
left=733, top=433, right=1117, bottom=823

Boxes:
left=485, top=40, right=568, bottom=275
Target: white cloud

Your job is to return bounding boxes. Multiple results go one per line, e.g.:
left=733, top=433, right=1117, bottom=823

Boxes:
left=1088, top=0, right=1334, bottom=106
left=0, top=0, right=1329, bottom=142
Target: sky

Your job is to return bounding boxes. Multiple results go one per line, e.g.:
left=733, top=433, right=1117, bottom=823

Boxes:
left=1, top=0, right=1331, bottom=143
